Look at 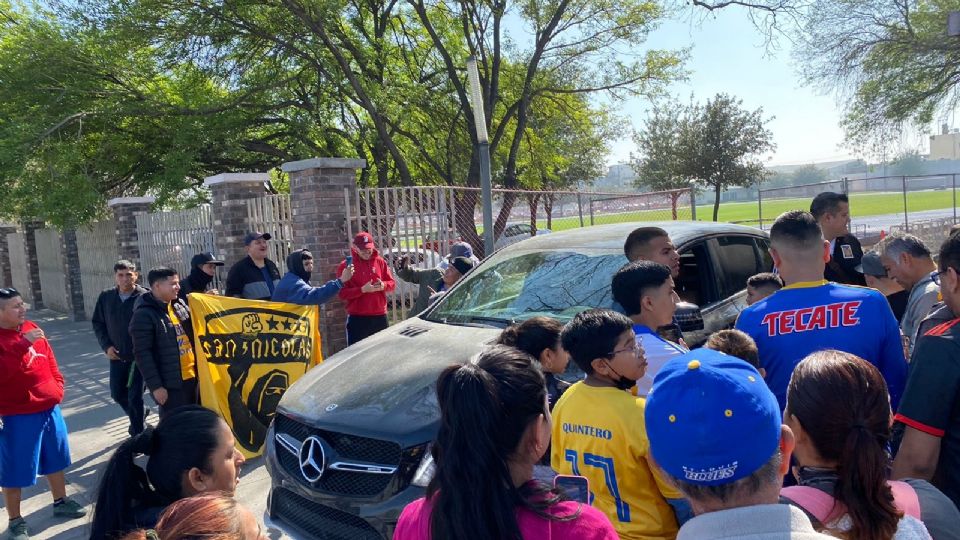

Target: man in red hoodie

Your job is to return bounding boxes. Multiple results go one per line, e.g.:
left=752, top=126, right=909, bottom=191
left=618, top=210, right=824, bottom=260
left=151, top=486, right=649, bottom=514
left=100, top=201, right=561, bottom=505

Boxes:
left=0, top=288, right=86, bottom=540
left=337, top=232, right=396, bottom=345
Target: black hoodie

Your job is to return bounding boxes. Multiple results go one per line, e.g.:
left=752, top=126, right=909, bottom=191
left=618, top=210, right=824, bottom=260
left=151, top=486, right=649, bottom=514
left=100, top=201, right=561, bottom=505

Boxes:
left=129, top=292, right=183, bottom=391
left=179, top=266, right=214, bottom=300
left=287, top=249, right=312, bottom=282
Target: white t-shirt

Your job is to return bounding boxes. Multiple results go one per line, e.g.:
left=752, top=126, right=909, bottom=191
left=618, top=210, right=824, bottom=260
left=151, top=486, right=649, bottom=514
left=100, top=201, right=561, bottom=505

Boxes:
left=633, top=324, right=687, bottom=397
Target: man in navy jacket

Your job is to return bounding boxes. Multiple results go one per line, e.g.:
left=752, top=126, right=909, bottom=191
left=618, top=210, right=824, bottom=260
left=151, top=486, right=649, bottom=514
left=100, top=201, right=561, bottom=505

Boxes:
left=273, top=249, right=355, bottom=305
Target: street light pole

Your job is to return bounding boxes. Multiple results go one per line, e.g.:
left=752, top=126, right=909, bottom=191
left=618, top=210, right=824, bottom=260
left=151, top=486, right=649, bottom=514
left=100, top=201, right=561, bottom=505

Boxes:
left=467, top=56, right=495, bottom=256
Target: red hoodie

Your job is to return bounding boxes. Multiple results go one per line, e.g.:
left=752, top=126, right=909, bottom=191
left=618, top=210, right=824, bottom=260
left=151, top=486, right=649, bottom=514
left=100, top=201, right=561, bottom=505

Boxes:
left=336, top=247, right=396, bottom=316
left=0, top=320, right=64, bottom=416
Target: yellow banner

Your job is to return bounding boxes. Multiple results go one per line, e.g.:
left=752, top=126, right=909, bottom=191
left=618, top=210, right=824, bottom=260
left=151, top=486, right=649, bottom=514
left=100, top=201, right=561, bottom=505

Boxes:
left=188, top=293, right=322, bottom=458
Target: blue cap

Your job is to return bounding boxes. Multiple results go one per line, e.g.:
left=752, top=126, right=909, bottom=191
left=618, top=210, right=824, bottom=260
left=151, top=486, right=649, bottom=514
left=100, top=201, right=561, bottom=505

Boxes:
left=645, top=348, right=781, bottom=486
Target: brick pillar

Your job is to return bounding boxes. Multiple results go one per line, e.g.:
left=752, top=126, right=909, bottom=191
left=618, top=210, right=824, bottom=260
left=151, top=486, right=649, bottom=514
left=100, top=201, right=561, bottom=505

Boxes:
left=0, top=224, right=16, bottom=288
left=21, top=220, right=44, bottom=309
left=204, top=173, right=269, bottom=269
left=108, top=197, right=155, bottom=270
left=281, top=158, right=365, bottom=357
left=60, top=229, right=86, bottom=321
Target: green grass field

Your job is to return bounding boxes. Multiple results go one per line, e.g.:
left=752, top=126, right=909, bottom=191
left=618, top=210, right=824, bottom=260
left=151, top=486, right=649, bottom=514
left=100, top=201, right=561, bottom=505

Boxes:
left=539, top=190, right=956, bottom=231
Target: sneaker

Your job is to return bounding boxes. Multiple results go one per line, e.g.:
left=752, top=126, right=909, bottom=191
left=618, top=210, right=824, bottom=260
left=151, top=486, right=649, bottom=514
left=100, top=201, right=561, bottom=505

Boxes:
left=52, top=498, right=87, bottom=519
left=7, top=517, right=28, bottom=540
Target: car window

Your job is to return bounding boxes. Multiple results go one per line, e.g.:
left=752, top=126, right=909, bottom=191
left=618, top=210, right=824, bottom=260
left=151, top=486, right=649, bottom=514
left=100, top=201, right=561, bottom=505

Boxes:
left=676, top=241, right=718, bottom=307
left=755, top=238, right=773, bottom=271
left=715, top=236, right=763, bottom=299
left=425, top=250, right=625, bottom=325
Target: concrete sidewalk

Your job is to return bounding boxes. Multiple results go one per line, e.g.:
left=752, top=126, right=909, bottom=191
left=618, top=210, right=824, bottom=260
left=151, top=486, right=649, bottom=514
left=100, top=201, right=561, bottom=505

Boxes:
left=2, top=310, right=292, bottom=540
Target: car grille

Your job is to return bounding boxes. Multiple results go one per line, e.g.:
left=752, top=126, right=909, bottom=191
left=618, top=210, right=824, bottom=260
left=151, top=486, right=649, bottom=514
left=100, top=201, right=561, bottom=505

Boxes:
left=274, top=414, right=401, bottom=497
left=273, top=487, right=384, bottom=540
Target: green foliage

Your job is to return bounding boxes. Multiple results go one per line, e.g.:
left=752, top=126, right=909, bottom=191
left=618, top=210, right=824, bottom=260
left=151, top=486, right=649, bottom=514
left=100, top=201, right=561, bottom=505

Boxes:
left=796, top=0, right=960, bottom=156
left=632, top=94, right=775, bottom=220
left=790, top=164, right=828, bottom=185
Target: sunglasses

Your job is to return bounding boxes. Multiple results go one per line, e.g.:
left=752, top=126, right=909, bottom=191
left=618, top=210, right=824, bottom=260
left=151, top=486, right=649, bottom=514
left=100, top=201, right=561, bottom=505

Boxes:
left=0, top=287, right=19, bottom=299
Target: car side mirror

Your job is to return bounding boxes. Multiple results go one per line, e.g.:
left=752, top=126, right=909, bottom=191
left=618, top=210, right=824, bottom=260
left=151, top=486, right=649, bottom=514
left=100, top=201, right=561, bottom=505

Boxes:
left=674, top=301, right=705, bottom=333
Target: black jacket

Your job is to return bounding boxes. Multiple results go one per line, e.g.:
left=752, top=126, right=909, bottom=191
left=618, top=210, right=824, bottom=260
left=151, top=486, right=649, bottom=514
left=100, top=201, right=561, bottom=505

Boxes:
left=129, top=292, right=183, bottom=391
left=824, top=234, right=866, bottom=286
left=91, top=286, right=149, bottom=362
left=224, top=256, right=281, bottom=300
left=179, top=267, right=214, bottom=299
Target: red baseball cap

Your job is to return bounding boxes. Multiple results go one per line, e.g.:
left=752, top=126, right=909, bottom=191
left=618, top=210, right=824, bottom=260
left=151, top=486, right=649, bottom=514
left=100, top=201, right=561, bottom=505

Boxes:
left=353, top=232, right=375, bottom=250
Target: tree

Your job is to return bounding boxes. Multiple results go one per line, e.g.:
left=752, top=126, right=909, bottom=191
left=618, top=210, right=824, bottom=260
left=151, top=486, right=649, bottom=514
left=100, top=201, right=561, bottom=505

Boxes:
left=632, top=94, right=774, bottom=220
left=794, top=0, right=959, bottom=156
left=631, top=101, right=690, bottom=218
left=889, top=150, right=926, bottom=177
left=791, top=164, right=827, bottom=185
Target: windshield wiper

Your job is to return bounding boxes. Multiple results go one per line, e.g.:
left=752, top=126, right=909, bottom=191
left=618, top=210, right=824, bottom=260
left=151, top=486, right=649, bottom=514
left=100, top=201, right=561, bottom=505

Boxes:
left=468, top=316, right=515, bottom=327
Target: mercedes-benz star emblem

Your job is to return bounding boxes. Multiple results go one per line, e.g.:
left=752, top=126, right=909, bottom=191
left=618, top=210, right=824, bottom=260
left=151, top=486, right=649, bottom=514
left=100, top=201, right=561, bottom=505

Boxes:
left=298, top=436, right=326, bottom=483
left=325, top=403, right=338, bottom=412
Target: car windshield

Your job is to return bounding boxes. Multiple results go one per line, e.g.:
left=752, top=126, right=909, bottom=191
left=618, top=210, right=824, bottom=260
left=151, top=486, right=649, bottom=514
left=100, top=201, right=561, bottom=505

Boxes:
left=424, top=249, right=626, bottom=326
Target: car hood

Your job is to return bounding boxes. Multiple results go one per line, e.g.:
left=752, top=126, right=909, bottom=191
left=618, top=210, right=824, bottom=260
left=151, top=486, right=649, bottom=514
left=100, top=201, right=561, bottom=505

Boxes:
left=277, top=318, right=500, bottom=443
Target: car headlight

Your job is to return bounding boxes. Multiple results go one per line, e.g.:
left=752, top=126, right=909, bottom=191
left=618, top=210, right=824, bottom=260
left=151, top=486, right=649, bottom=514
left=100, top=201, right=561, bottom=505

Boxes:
left=411, top=445, right=436, bottom=487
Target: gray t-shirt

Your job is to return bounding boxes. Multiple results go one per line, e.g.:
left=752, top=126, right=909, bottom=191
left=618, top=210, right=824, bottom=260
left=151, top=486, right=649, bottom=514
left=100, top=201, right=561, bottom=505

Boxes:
left=903, top=274, right=940, bottom=356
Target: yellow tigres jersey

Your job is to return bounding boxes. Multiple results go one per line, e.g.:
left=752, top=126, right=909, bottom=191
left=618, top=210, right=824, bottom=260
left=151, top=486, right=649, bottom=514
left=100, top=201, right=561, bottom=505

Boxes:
left=551, top=381, right=680, bottom=540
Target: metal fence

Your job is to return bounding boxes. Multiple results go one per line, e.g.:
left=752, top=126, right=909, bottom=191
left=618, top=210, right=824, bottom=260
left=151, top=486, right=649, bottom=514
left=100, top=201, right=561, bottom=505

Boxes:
left=247, top=195, right=294, bottom=274
left=6, top=232, right=31, bottom=305
left=344, top=185, right=695, bottom=322
left=76, top=220, right=119, bottom=319
left=136, top=205, right=216, bottom=280
left=34, top=228, right=69, bottom=312
left=758, top=174, right=960, bottom=234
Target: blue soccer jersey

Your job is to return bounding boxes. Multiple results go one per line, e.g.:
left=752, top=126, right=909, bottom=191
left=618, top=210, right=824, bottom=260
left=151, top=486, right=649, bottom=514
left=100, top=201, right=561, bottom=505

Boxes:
left=735, top=280, right=907, bottom=412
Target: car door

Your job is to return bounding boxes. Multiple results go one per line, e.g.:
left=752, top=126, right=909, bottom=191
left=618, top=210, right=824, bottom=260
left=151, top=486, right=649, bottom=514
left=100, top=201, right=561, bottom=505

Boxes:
left=674, top=239, right=722, bottom=345
left=709, top=234, right=771, bottom=322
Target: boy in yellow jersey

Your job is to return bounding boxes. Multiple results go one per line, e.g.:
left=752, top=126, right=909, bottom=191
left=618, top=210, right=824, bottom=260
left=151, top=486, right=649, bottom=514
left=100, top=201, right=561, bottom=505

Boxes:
left=552, top=309, right=685, bottom=540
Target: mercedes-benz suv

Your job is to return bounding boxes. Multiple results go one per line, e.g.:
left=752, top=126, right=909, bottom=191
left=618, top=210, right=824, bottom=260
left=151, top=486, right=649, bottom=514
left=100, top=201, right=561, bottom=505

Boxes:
left=265, top=221, right=772, bottom=539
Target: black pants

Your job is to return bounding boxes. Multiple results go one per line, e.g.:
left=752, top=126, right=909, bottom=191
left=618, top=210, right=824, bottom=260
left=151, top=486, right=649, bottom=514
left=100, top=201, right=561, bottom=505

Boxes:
left=346, top=315, right=389, bottom=345
left=109, top=359, right=145, bottom=436
left=157, top=385, right=190, bottom=420
left=182, top=378, right=199, bottom=406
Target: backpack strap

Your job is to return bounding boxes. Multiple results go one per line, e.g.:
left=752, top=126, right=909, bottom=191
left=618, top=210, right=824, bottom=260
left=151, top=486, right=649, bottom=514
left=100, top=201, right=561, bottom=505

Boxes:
left=889, top=480, right=922, bottom=519
left=784, top=482, right=923, bottom=523
left=781, top=486, right=843, bottom=523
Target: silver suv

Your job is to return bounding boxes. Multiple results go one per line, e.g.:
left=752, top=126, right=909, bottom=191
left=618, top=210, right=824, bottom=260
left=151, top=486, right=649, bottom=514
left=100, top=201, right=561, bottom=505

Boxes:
left=265, top=221, right=772, bottom=539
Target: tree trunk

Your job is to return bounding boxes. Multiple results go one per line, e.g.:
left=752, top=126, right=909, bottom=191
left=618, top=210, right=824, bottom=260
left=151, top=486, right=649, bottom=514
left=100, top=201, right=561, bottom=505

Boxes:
left=713, top=183, right=722, bottom=221
left=454, top=190, right=485, bottom=258
left=527, top=193, right=540, bottom=235
left=670, top=192, right=680, bottom=220
left=494, top=191, right=517, bottom=240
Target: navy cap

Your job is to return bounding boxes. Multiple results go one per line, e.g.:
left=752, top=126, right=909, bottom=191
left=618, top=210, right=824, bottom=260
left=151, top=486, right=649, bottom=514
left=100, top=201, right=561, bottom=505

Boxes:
left=243, top=232, right=272, bottom=245
left=645, top=349, right=782, bottom=486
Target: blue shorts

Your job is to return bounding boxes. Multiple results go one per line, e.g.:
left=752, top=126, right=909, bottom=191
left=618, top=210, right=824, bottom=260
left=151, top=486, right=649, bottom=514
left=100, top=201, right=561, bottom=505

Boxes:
left=0, top=405, right=71, bottom=488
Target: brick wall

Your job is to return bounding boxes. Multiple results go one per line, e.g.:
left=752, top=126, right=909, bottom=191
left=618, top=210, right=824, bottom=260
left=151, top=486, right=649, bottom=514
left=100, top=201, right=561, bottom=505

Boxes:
left=0, top=226, right=16, bottom=288
left=205, top=173, right=269, bottom=269
left=108, top=197, right=155, bottom=269
left=282, top=158, right=365, bottom=356
left=61, top=229, right=86, bottom=321
left=22, top=220, right=44, bottom=308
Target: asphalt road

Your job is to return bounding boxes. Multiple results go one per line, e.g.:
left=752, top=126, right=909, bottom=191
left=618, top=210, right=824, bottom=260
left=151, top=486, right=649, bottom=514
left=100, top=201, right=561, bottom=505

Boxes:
left=3, top=309, right=294, bottom=540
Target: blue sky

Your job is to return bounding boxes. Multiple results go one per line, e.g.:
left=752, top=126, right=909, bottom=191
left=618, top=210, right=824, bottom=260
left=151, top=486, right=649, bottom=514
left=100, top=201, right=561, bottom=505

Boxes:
left=604, top=8, right=854, bottom=166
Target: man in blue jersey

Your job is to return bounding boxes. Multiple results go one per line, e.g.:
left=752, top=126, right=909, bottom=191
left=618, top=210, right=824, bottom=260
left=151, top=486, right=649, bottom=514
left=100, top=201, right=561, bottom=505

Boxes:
left=735, top=210, right=906, bottom=412
left=612, top=260, right=686, bottom=397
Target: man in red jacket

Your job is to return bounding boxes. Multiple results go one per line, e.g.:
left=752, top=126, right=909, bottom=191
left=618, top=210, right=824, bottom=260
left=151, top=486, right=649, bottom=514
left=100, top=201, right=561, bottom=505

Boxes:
left=337, top=232, right=396, bottom=345
left=0, top=288, right=86, bottom=540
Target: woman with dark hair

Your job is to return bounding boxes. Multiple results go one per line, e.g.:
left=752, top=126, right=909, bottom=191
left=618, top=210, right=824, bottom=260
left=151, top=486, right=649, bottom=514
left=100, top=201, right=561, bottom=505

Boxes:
left=393, top=346, right=616, bottom=540
left=90, top=406, right=245, bottom=540
left=120, top=493, right=265, bottom=540
left=496, top=317, right=571, bottom=408
left=782, top=350, right=958, bottom=539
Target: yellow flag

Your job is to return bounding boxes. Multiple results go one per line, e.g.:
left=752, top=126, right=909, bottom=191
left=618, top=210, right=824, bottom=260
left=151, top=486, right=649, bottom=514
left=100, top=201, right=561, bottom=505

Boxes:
left=188, top=293, right=323, bottom=458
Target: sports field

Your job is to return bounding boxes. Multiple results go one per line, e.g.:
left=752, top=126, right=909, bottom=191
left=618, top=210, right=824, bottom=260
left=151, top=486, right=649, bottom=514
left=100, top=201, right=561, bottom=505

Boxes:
left=540, top=190, right=954, bottom=231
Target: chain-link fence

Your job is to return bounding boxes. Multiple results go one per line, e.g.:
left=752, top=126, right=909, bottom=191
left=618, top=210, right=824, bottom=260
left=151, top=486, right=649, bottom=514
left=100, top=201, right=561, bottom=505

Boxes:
left=344, top=185, right=695, bottom=322
left=758, top=174, right=960, bottom=237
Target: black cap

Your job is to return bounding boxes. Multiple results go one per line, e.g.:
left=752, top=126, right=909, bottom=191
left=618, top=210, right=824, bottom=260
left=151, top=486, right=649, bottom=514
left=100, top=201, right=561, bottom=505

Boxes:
left=191, top=252, right=224, bottom=267
left=243, top=231, right=272, bottom=245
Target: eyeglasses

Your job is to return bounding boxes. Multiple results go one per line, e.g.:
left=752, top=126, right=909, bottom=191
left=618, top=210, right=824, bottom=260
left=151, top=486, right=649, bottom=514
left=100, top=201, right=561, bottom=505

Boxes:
left=607, top=342, right=640, bottom=357
left=0, top=287, right=19, bottom=299
left=932, top=268, right=952, bottom=286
